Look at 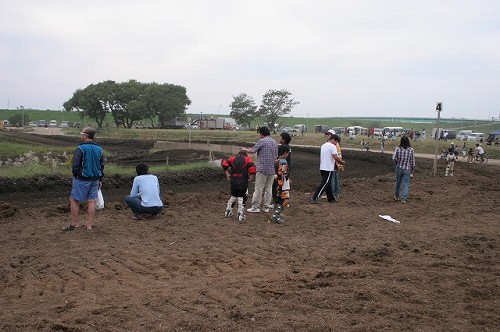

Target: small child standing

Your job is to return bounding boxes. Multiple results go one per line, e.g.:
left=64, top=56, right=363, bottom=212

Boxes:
left=271, top=145, right=291, bottom=224
left=221, top=151, right=256, bottom=221
left=445, top=151, right=456, bottom=176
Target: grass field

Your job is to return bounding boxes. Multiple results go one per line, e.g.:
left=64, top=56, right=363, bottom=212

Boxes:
left=2, top=108, right=499, bottom=135
left=1, top=109, right=499, bottom=178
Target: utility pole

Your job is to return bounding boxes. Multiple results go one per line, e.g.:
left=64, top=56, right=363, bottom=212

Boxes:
left=431, top=102, right=442, bottom=176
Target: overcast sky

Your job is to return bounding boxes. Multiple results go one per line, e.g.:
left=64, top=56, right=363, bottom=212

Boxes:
left=1, top=0, right=499, bottom=119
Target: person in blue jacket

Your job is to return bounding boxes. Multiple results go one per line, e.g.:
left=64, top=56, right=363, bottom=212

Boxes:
left=64, top=127, right=105, bottom=231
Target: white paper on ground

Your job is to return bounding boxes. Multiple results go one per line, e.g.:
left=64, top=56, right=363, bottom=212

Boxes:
left=378, top=215, right=400, bottom=224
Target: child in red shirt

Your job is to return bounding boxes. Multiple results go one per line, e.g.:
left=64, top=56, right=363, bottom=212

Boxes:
left=221, top=151, right=256, bottom=221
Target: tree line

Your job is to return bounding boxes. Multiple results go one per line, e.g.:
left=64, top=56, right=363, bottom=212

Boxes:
left=63, top=80, right=299, bottom=129
left=63, top=80, right=191, bottom=129
left=229, top=90, right=299, bottom=130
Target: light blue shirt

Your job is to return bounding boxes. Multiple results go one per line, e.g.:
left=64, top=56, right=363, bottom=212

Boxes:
left=130, top=174, right=163, bottom=207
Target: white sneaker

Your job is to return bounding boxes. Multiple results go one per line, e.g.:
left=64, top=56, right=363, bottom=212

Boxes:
left=237, top=212, right=246, bottom=221
left=224, top=209, right=233, bottom=217
left=263, top=206, right=270, bottom=213
left=246, top=207, right=260, bottom=213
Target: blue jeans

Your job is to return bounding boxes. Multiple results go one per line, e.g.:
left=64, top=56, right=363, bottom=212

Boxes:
left=331, top=170, right=340, bottom=197
left=394, top=166, right=411, bottom=200
left=125, top=196, right=163, bottom=216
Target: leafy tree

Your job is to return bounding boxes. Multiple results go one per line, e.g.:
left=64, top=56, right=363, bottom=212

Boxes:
left=63, top=80, right=117, bottom=128
left=258, top=89, right=299, bottom=130
left=142, top=83, right=191, bottom=128
left=229, top=93, right=258, bottom=129
left=113, top=80, right=146, bottom=128
left=8, top=113, right=30, bottom=126
left=64, top=80, right=191, bottom=129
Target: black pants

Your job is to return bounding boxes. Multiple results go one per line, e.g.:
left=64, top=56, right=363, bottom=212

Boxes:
left=312, top=170, right=334, bottom=202
left=230, top=187, right=248, bottom=206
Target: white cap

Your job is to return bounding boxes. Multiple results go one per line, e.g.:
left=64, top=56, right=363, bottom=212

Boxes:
left=324, top=129, right=336, bottom=135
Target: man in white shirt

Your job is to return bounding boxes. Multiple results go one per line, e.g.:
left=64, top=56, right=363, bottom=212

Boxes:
left=474, top=143, right=485, bottom=162
left=311, top=133, right=345, bottom=203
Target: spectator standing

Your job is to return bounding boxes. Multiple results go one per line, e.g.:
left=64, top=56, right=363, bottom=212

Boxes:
left=311, top=133, right=345, bottom=203
left=221, top=151, right=256, bottom=221
left=65, top=127, right=105, bottom=231
left=445, top=151, right=456, bottom=176
left=271, top=145, right=291, bottom=224
left=272, top=131, right=292, bottom=207
left=241, top=126, right=278, bottom=213
left=461, top=142, right=467, bottom=159
left=125, top=163, right=163, bottom=220
left=325, top=130, right=343, bottom=201
left=393, top=136, right=415, bottom=204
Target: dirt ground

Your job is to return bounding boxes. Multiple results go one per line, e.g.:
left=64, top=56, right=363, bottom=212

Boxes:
left=0, top=131, right=498, bottom=331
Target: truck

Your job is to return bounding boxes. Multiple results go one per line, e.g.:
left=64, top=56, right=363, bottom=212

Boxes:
left=200, top=118, right=225, bottom=130
left=314, top=125, right=330, bottom=133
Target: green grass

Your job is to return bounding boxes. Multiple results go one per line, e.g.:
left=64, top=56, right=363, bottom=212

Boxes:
left=1, top=110, right=499, bottom=178
left=0, top=164, right=69, bottom=178
left=0, top=156, right=218, bottom=178
left=0, top=141, right=72, bottom=157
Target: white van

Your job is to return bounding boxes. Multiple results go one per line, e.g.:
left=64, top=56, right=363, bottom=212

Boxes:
left=456, top=130, right=473, bottom=140
left=466, top=133, right=484, bottom=141
left=383, top=127, right=403, bottom=137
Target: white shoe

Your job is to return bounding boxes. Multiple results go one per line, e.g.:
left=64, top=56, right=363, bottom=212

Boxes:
left=237, top=212, right=246, bottom=221
left=263, top=206, right=270, bottom=213
left=246, top=207, right=260, bottom=213
left=224, top=209, right=233, bottom=217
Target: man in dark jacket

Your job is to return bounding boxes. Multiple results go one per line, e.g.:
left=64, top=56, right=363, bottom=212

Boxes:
left=64, top=127, right=105, bottom=231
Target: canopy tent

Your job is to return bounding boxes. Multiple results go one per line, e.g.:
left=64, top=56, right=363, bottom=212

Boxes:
left=488, top=129, right=500, bottom=136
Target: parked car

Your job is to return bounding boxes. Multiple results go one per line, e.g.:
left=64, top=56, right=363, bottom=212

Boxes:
left=467, top=133, right=485, bottom=142
left=73, top=122, right=81, bottom=128
left=444, top=130, right=457, bottom=140
left=38, top=120, right=47, bottom=127
left=281, top=127, right=294, bottom=133
left=456, top=130, right=473, bottom=140
left=27, top=121, right=37, bottom=127
left=49, top=120, right=58, bottom=127
left=60, top=121, right=69, bottom=128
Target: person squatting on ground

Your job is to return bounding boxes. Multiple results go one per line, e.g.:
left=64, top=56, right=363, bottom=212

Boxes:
left=311, top=133, right=345, bottom=203
left=240, top=126, right=278, bottom=213
left=392, top=136, right=415, bottom=204
left=272, top=131, right=292, bottom=208
left=271, top=145, right=291, bottom=224
left=445, top=150, right=456, bottom=176
left=124, top=163, right=163, bottom=220
left=325, top=130, right=344, bottom=201
left=65, top=127, right=105, bottom=231
left=221, top=151, right=256, bottom=221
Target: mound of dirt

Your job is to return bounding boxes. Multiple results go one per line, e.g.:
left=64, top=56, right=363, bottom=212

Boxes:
left=0, top=201, right=17, bottom=219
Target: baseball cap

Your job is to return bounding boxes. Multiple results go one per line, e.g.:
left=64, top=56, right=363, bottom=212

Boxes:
left=324, top=129, right=336, bottom=135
